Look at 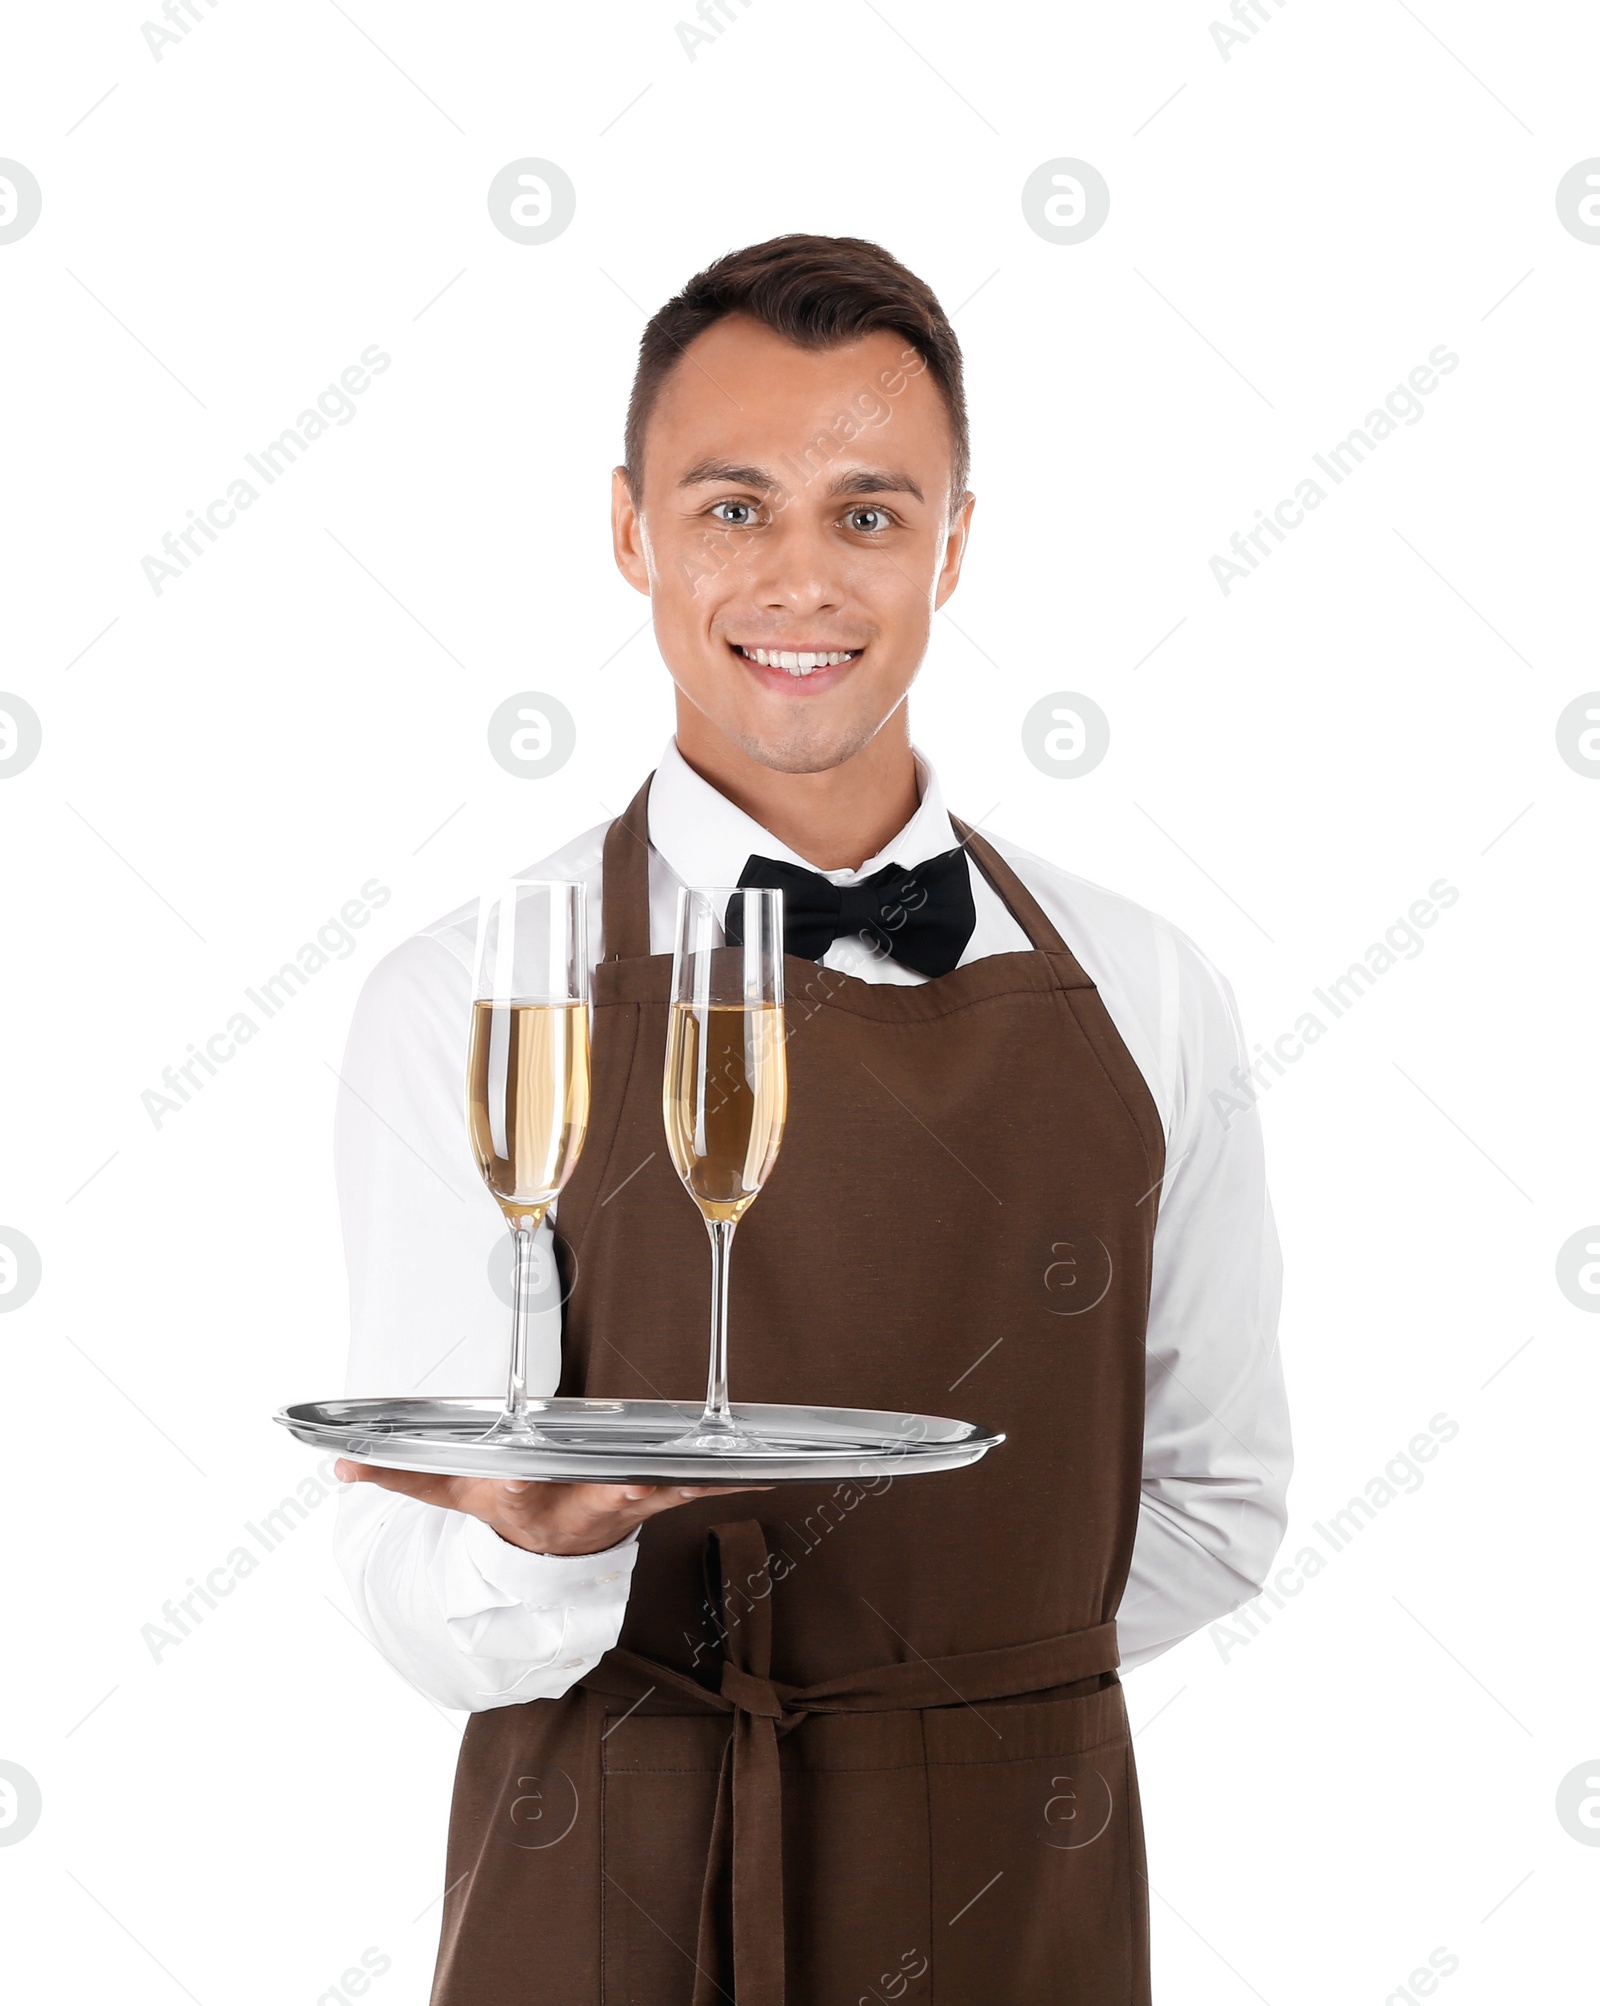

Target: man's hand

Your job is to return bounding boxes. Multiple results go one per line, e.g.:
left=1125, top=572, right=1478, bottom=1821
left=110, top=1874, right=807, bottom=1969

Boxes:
left=334, top=1459, right=771, bottom=1557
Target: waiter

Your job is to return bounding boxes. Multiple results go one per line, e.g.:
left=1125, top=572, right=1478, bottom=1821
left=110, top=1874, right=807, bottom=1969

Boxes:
left=332, top=232, right=1291, bottom=2004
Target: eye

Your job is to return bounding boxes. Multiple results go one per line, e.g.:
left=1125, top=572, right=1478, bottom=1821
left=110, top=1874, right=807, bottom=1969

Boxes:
left=708, top=498, right=762, bottom=526
left=845, top=506, right=893, bottom=534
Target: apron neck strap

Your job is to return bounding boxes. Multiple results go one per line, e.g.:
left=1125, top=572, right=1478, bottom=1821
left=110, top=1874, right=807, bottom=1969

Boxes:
left=951, top=817, right=1082, bottom=965
left=601, top=773, right=656, bottom=961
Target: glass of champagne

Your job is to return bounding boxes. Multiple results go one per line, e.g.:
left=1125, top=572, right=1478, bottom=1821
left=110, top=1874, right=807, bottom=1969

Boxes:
left=466, top=880, right=591, bottom=1444
left=661, top=886, right=788, bottom=1455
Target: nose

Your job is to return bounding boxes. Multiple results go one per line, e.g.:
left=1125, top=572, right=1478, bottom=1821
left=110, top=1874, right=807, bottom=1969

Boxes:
left=746, top=508, right=848, bottom=619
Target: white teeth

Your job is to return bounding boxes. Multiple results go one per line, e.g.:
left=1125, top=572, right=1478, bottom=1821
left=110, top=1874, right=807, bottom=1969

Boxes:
left=738, top=645, right=858, bottom=674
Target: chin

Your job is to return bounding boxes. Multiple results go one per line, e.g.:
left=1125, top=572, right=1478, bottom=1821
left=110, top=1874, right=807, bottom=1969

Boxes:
left=730, top=718, right=881, bottom=776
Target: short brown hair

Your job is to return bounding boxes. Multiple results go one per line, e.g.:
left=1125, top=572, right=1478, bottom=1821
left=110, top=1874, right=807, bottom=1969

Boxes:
left=622, top=232, right=969, bottom=510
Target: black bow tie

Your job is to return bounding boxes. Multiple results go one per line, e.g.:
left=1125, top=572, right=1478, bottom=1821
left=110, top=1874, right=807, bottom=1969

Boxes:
left=731, top=845, right=977, bottom=977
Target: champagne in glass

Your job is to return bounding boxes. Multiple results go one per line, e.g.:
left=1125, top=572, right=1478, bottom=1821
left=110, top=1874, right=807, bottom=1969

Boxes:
left=467, top=880, right=591, bottom=1443
left=661, top=886, right=787, bottom=1454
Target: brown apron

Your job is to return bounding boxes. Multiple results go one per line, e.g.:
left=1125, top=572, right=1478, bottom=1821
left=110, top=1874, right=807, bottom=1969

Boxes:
left=429, top=775, right=1165, bottom=2005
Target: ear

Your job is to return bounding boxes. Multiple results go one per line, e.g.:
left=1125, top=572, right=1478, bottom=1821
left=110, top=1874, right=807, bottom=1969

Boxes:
left=611, top=465, right=651, bottom=597
left=933, top=489, right=976, bottom=611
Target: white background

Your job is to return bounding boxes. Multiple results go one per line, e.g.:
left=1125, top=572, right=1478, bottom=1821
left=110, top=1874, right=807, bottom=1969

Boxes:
left=1, top=1, right=1596, bottom=2000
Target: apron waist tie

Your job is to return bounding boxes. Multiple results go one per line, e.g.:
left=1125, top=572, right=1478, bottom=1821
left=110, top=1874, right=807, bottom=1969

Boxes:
left=578, top=1519, right=1122, bottom=2006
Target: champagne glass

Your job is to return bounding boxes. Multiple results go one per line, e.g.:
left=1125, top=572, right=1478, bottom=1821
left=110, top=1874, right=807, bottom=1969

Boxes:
left=466, top=880, right=591, bottom=1444
left=661, top=886, right=788, bottom=1455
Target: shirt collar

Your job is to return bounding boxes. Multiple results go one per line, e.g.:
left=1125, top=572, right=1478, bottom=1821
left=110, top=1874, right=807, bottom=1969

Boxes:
left=646, top=737, right=959, bottom=889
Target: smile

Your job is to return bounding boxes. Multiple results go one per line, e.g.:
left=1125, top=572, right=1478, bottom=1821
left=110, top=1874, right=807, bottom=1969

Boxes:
left=731, top=644, right=863, bottom=678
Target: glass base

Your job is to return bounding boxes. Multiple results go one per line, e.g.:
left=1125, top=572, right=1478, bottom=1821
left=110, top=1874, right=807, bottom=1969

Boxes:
left=656, top=1412, right=776, bottom=1457
left=473, top=1408, right=560, bottom=1448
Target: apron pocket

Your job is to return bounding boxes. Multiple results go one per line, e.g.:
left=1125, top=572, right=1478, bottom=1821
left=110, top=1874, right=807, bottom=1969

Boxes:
left=601, top=1713, right=729, bottom=2005
left=779, top=1712, right=932, bottom=2004
left=925, top=1691, right=1147, bottom=2005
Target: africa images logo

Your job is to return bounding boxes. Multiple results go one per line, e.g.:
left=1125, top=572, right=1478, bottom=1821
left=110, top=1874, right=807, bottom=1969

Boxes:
left=139, top=346, right=391, bottom=594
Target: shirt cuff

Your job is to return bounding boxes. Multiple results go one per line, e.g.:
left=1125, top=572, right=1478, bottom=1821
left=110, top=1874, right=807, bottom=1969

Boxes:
left=456, top=1514, right=642, bottom=1610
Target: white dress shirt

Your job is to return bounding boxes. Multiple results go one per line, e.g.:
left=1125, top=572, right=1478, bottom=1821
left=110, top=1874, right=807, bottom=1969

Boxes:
left=332, top=739, right=1291, bottom=1710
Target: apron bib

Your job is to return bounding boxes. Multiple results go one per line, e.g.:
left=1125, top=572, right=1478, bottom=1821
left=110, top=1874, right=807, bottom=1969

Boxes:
left=429, top=775, right=1165, bottom=2005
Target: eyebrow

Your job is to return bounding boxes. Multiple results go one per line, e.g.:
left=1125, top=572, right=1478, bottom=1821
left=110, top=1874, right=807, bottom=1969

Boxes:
left=676, top=457, right=924, bottom=503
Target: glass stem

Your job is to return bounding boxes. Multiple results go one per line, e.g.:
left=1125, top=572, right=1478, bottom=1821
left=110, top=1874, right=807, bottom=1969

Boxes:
left=701, top=1217, right=738, bottom=1430
left=503, top=1217, right=539, bottom=1425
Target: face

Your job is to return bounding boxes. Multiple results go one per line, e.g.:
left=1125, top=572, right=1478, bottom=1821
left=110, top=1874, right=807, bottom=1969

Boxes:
left=611, top=314, right=974, bottom=775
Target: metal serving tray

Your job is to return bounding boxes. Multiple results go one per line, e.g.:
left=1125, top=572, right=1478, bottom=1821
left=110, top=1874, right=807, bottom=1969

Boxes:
left=274, top=1395, right=1004, bottom=1485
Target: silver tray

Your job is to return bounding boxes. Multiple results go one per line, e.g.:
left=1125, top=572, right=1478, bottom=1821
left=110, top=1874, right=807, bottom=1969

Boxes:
left=274, top=1395, right=1005, bottom=1484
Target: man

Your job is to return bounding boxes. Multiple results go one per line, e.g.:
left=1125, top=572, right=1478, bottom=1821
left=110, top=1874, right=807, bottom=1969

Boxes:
left=332, top=233, right=1291, bottom=2005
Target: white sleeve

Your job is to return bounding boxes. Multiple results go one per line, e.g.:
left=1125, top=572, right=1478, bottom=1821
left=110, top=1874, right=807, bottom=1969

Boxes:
left=1115, top=926, right=1293, bottom=1671
left=329, top=932, right=637, bottom=1712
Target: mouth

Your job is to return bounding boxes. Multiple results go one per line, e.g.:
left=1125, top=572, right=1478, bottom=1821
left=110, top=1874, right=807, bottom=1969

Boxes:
left=728, top=641, right=864, bottom=685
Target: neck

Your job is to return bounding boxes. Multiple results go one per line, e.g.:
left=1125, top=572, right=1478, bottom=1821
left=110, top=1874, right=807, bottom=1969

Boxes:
left=672, top=708, right=921, bottom=871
